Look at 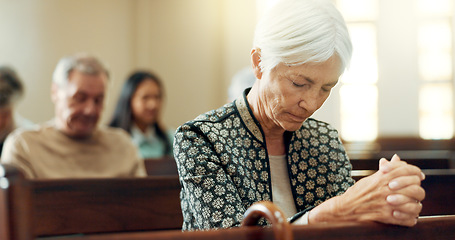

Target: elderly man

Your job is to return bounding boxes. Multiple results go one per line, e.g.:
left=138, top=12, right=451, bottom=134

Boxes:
left=1, top=53, right=146, bottom=178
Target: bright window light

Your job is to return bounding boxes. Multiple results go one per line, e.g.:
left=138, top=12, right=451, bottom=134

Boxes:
left=419, top=52, right=452, bottom=82
left=418, top=21, right=452, bottom=53
left=419, top=84, right=453, bottom=139
left=339, top=22, right=378, bottom=141
left=341, top=24, right=378, bottom=85
left=336, top=0, right=378, bottom=21
left=417, top=0, right=452, bottom=16
left=340, top=84, right=378, bottom=141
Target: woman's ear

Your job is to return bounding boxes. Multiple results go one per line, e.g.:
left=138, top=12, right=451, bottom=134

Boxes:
left=250, top=48, right=263, bottom=80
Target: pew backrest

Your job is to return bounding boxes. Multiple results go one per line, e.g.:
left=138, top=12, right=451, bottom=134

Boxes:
left=349, top=150, right=455, bottom=170
left=37, top=215, right=455, bottom=240
left=144, top=156, right=178, bottom=176
left=0, top=164, right=183, bottom=239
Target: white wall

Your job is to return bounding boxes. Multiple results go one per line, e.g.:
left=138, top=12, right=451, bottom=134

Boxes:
left=313, top=0, right=453, bottom=138
left=0, top=0, right=257, bottom=129
left=0, top=0, right=136, bottom=124
left=0, top=0, right=447, bottom=138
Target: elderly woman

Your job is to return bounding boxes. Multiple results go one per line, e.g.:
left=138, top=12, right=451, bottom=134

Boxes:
left=174, top=0, right=424, bottom=231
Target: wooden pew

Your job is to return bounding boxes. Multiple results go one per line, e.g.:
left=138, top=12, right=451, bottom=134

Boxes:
left=36, top=171, right=455, bottom=240
left=144, top=156, right=178, bottom=176
left=352, top=169, right=455, bottom=216
left=344, top=137, right=455, bottom=153
left=39, top=216, right=455, bottom=240
left=39, top=212, right=455, bottom=240
left=420, top=169, right=455, bottom=216
left=3, top=163, right=454, bottom=239
left=344, top=137, right=455, bottom=170
left=0, top=164, right=183, bottom=240
left=349, top=150, right=454, bottom=170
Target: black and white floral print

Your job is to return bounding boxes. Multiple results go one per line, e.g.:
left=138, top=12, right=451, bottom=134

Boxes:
left=174, top=91, right=355, bottom=231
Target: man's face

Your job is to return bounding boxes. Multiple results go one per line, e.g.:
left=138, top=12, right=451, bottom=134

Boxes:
left=52, top=70, right=107, bottom=138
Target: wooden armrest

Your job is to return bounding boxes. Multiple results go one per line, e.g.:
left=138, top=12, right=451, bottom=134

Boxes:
left=241, top=201, right=293, bottom=240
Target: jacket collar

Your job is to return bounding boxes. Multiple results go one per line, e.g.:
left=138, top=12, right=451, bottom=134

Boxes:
left=235, top=88, right=265, bottom=143
left=234, top=88, right=295, bottom=149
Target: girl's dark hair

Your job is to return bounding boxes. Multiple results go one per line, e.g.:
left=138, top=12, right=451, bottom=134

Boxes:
left=0, top=66, right=24, bottom=107
left=109, top=70, right=172, bottom=156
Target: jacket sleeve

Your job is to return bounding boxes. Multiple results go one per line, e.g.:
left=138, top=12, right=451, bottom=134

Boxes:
left=174, top=123, right=247, bottom=230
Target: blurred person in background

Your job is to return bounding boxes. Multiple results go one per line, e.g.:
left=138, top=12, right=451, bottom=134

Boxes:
left=0, top=66, right=34, bottom=155
left=227, top=66, right=257, bottom=102
left=110, top=70, right=174, bottom=159
left=1, top=53, right=146, bottom=178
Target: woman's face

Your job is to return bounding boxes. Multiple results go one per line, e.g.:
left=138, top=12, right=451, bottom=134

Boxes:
left=257, top=55, right=342, bottom=132
left=131, top=79, right=162, bottom=127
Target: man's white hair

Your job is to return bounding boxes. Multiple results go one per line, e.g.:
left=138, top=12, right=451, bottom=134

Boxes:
left=52, top=53, right=109, bottom=87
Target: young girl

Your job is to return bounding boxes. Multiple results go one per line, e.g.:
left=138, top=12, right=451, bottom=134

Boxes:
left=110, top=70, right=174, bottom=159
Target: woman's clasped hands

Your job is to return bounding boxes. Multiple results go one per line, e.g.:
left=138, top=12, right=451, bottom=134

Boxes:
left=309, top=154, right=425, bottom=226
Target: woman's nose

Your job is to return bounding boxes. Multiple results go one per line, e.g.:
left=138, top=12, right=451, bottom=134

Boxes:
left=299, top=90, right=320, bottom=113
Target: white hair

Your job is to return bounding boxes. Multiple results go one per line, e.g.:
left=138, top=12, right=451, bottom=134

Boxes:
left=52, top=53, right=109, bottom=87
left=253, top=0, right=352, bottom=73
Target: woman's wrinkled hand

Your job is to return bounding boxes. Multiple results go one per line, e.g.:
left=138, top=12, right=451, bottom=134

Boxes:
left=309, top=154, right=425, bottom=227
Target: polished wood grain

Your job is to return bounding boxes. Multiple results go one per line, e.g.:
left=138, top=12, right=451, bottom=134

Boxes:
left=0, top=164, right=182, bottom=240
left=38, top=215, right=455, bottom=240
left=143, top=156, right=178, bottom=176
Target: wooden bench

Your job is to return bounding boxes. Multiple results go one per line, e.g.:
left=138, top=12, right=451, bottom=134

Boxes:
left=351, top=169, right=455, bottom=216
left=0, top=164, right=183, bottom=240
left=38, top=216, right=455, bottom=240
left=38, top=204, right=455, bottom=240
left=349, top=150, right=454, bottom=170
left=344, top=137, right=455, bottom=152
left=344, top=137, right=455, bottom=171
left=144, top=156, right=178, bottom=176
left=2, top=162, right=454, bottom=239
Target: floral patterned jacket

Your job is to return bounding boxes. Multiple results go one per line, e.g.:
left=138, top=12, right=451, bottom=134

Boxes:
left=174, top=90, right=355, bottom=231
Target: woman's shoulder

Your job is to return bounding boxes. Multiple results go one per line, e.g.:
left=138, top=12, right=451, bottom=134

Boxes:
left=293, top=118, right=340, bottom=140
left=301, top=118, right=336, bottom=130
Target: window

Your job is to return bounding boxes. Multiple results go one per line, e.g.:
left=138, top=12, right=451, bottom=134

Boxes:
left=337, top=0, right=379, bottom=141
left=417, top=0, right=454, bottom=139
left=338, top=0, right=454, bottom=140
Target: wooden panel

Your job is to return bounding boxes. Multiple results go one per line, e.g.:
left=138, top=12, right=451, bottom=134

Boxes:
left=3, top=162, right=455, bottom=239
left=350, top=155, right=451, bottom=171
left=32, top=176, right=183, bottom=237
left=144, top=156, right=178, bottom=176
left=344, top=137, right=455, bottom=152
left=344, top=138, right=455, bottom=171
left=1, top=164, right=184, bottom=239
left=37, top=215, right=455, bottom=240
left=420, top=169, right=455, bottom=216
left=0, top=164, right=33, bottom=240
left=0, top=182, right=9, bottom=240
